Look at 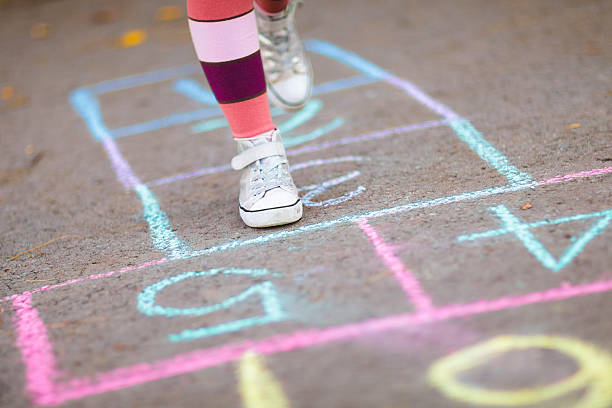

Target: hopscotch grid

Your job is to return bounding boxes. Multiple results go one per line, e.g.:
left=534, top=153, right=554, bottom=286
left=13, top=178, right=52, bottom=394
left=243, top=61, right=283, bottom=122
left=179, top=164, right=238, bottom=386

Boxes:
left=87, top=71, right=382, bottom=141
left=11, top=273, right=612, bottom=405
left=70, top=39, right=535, bottom=260
left=145, top=119, right=449, bottom=187
left=4, top=168, right=611, bottom=405
left=10, top=37, right=611, bottom=405
left=3, top=166, right=611, bottom=303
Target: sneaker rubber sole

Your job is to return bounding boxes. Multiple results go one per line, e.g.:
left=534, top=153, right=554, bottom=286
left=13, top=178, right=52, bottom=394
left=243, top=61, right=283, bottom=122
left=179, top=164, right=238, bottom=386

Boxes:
left=239, top=199, right=303, bottom=228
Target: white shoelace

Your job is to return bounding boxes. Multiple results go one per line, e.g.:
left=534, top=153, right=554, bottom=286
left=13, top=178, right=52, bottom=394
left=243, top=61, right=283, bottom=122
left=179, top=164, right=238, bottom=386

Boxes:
left=257, top=2, right=307, bottom=81
left=248, top=154, right=293, bottom=197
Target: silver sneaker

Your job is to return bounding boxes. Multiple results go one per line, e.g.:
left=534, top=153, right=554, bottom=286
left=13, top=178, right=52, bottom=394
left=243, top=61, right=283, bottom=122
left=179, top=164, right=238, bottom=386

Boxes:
left=256, top=0, right=313, bottom=111
left=231, top=129, right=303, bottom=228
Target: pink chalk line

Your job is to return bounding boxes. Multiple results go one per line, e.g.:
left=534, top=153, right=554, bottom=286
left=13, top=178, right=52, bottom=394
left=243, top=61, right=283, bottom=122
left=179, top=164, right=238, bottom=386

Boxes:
left=358, top=219, right=434, bottom=311
left=12, top=277, right=612, bottom=405
left=2, top=165, right=611, bottom=305
left=2, top=258, right=168, bottom=302
left=4, top=165, right=612, bottom=405
left=537, top=167, right=612, bottom=186
left=12, top=294, right=58, bottom=403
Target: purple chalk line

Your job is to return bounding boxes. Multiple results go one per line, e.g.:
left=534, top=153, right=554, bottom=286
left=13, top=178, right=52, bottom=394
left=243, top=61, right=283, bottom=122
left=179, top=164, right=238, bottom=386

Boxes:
left=382, top=74, right=459, bottom=121
left=144, top=119, right=448, bottom=187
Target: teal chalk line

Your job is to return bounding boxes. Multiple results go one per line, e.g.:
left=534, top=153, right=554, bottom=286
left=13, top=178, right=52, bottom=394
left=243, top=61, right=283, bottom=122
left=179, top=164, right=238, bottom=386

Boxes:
left=304, top=39, right=387, bottom=79
left=179, top=183, right=531, bottom=260
left=304, top=39, right=532, bottom=186
left=191, top=117, right=228, bottom=133
left=72, top=39, right=536, bottom=259
left=191, top=107, right=285, bottom=134
left=70, top=87, right=192, bottom=259
left=458, top=208, right=612, bottom=242
left=173, top=78, right=217, bottom=105
left=137, top=268, right=286, bottom=342
left=449, top=119, right=533, bottom=186
left=89, top=64, right=201, bottom=94
left=192, top=99, right=326, bottom=139
left=462, top=205, right=612, bottom=272
left=135, top=185, right=192, bottom=259
left=278, top=99, right=322, bottom=134
left=284, top=117, right=344, bottom=148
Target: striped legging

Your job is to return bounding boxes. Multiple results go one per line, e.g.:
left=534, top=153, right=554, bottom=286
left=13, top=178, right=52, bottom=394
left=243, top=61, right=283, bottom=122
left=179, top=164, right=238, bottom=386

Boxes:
left=187, top=0, right=290, bottom=138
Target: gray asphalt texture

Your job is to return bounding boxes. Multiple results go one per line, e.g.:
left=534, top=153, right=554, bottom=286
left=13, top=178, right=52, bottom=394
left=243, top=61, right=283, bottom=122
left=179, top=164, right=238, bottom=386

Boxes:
left=1, top=0, right=612, bottom=407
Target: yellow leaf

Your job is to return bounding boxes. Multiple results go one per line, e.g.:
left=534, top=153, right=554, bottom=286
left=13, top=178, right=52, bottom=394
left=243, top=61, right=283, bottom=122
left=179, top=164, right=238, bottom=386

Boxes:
left=30, top=23, right=51, bottom=40
left=156, top=6, right=183, bottom=21
left=566, top=123, right=580, bottom=130
left=118, top=29, right=147, bottom=48
left=1, top=86, right=14, bottom=100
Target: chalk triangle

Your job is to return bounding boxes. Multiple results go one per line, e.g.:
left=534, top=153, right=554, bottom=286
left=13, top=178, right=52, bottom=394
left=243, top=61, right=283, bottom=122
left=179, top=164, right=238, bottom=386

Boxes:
left=519, top=214, right=611, bottom=272
left=489, top=205, right=612, bottom=272
left=546, top=214, right=612, bottom=271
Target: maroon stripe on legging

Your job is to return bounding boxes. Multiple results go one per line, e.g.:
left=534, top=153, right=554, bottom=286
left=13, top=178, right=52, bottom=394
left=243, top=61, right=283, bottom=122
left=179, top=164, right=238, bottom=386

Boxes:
left=201, top=51, right=267, bottom=104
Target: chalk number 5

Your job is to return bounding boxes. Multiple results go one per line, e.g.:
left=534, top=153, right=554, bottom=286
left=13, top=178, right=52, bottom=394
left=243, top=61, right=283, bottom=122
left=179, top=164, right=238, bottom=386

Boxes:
left=137, top=268, right=286, bottom=342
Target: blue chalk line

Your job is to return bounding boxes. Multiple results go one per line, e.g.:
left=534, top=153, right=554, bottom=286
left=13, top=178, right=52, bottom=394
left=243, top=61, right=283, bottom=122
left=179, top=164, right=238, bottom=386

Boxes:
left=305, top=39, right=533, bottom=186
left=72, top=39, right=538, bottom=261
left=70, top=87, right=193, bottom=258
left=459, top=205, right=612, bottom=272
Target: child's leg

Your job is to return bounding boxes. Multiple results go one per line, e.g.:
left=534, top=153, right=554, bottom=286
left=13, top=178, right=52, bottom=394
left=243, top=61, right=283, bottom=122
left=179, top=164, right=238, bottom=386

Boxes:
left=187, top=0, right=302, bottom=228
left=187, top=0, right=274, bottom=138
left=254, top=0, right=290, bottom=14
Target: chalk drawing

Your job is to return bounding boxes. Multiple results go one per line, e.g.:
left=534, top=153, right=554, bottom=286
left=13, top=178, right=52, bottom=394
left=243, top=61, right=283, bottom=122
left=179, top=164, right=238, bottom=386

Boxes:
left=283, top=118, right=345, bottom=148
left=300, top=171, right=365, bottom=207
left=70, top=38, right=533, bottom=260
left=88, top=64, right=201, bottom=94
left=191, top=102, right=343, bottom=149
left=70, top=88, right=192, bottom=258
left=188, top=75, right=376, bottom=134
left=304, top=39, right=533, bottom=186
left=11, top=277, right=612, bottom=405
left=137, top=268, right=286, bottom=342
left=238, top=351, right=291, bottom=408
left=429, top=335, right=612, bottom=407
left=173, top=78, right=217, bottom=105
left=536, top=167, right=612, bottom=186
left=135, top=185, right=193, bottom=259
left=291, top=156, right=369, bottom=207
left=141, top=38, right=532, bottom=188
left=358, top=219, right=434, bottom=311
left=148, top=120, right=445, bottom=187
left=191, top=107, right=285, bottom=134
left=449, top=119, right=533, bottom=186
left=311, top=75, right=380, bottom=96
left=110, top=108, right=222, bottom=139
left=458, top=206, right=612, bottom=272
left=12, top=294, right=58, bottom=404
left=15, top=33, right=609, bottom=405
left=4, top=167, right=611, bottom=304
left=278, top=99, right=323, bottom=133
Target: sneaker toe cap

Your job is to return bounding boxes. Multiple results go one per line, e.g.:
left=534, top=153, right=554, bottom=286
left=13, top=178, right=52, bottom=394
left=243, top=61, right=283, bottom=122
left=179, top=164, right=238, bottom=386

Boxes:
left=270, top=75, right=311, bottom=106
left=247, top=187, right=299, bottom=211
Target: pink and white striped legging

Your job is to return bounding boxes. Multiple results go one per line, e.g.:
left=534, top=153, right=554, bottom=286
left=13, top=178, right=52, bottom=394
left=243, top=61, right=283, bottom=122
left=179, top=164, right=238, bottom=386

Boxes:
left=187, top=0, right=290, bottom=138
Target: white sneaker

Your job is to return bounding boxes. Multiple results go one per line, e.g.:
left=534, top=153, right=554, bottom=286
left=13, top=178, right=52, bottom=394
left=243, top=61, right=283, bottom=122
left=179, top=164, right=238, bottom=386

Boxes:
left=256, top=0, right=313, bottom=111
left=231, top=129, right=303, bottom=228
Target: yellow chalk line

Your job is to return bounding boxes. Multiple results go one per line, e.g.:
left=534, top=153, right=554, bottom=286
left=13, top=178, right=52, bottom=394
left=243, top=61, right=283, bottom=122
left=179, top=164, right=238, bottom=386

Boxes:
left=238, top=351, right=290, bottom=408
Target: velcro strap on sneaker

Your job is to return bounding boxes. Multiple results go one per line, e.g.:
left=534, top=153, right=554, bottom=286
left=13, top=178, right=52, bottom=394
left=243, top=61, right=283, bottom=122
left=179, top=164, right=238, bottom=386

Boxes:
left=230, top=142, right=286, bottom=170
